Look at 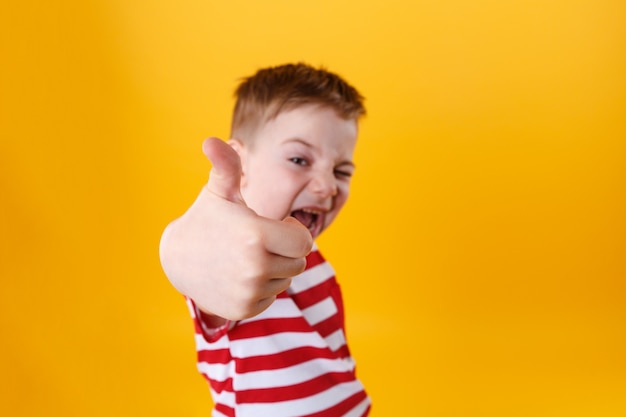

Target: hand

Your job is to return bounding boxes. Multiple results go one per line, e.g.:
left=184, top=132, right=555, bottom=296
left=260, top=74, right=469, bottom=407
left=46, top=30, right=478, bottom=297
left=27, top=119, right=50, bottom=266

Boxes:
left=159, top=137, right=313, bottom=324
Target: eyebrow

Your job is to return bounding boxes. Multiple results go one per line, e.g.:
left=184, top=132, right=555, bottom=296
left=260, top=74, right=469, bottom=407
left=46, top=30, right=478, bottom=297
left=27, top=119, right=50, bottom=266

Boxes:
left=283, top=138, right=356, bottom=169
left=282, top=138, right=313, bottom=148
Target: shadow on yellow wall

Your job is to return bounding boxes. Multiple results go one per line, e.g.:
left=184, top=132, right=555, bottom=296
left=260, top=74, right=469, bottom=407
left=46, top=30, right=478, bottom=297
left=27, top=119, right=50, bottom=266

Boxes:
left=1, top=1, right=625, bottom=416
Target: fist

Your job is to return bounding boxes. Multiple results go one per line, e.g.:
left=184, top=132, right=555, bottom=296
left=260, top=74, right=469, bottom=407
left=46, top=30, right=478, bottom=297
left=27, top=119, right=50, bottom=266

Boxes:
left=159, top=138, right=313, bottom=324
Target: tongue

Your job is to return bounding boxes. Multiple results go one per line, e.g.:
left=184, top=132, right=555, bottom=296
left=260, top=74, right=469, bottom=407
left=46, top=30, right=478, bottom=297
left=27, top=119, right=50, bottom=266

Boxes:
left=292, top=210, right=314, bottom=229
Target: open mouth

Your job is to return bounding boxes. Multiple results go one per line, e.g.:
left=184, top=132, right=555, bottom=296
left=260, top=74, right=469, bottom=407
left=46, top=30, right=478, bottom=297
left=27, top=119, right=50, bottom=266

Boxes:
left=291, top=208, right=324, bottom=237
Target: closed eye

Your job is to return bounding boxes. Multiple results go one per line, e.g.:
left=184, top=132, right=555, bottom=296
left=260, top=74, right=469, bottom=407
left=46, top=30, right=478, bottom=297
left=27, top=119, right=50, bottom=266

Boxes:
left=334, top=169, right=353, bottom=179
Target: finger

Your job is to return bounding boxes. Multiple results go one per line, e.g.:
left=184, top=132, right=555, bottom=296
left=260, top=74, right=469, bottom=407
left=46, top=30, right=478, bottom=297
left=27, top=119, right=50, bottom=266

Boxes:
left=202, top=137, right=246, bottom=205
left=260, top=277, right=294, bottom=298
left=259, top=216, right=314, bottom=259
left=263, top=254, right=308, bottom=279
left=251, top=279, right=292, bottom=315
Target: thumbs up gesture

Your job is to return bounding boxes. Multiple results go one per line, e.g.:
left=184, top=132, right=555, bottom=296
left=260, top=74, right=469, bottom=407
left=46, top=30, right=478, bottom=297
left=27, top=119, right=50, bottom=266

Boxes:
left=159, top=137, right=313, bottom=325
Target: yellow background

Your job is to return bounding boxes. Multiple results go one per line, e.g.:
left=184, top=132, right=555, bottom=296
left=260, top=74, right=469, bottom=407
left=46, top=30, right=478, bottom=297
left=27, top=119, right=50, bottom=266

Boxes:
left=2, top=1, right=625, bottom=416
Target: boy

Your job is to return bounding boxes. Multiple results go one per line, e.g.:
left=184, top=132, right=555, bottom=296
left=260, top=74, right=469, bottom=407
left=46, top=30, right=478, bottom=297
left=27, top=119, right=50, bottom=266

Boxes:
left=159, top=63, right=370, bottom=416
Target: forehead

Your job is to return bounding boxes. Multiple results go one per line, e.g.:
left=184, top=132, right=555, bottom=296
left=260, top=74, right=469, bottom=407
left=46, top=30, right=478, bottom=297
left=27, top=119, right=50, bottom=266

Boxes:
left=256, top=104, right=358, bottom=155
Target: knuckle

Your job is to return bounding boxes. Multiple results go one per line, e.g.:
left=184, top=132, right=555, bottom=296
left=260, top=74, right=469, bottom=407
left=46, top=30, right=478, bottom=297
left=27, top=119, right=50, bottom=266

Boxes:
left=278, top=277, right=293, bottom=293
left=238, top=221, right=264, bottom=248
left=298, top=234, right=314, bottom=257
left=293, top=257, right=307, bottom=275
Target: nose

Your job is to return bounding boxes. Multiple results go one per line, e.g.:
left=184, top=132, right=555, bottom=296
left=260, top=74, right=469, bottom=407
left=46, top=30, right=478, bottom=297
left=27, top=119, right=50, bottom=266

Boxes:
left=309, top=170, right=338, bottom=198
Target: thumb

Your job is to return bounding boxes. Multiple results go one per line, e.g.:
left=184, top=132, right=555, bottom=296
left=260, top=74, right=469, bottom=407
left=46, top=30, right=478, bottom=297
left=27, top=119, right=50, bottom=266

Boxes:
left=202, top=137, right=246, bottom=205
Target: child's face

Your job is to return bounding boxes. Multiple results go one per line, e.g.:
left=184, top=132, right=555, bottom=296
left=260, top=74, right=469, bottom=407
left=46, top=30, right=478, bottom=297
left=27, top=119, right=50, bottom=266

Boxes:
left=232, top=104, right=358, bottom=238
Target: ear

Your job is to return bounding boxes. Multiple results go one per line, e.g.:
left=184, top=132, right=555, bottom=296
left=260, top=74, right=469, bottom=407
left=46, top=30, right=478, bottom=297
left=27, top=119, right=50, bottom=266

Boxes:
left=227, top=139, right=247, bottom=186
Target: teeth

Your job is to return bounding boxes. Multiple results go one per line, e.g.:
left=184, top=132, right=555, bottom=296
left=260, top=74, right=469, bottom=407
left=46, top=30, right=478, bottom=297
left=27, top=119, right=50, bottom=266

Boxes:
left=291, top=208, right=324, bottom=236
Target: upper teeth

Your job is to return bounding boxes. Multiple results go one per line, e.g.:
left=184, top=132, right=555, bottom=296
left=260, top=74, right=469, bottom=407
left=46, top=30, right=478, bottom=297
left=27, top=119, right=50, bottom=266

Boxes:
left=302, top=209, right=321, bottom=214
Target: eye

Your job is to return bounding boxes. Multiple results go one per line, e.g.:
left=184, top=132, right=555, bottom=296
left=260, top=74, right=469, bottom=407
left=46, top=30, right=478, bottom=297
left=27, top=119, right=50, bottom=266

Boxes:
left=290, top=157, right=308, bottom=166
left=334, top=169, right=353, bottom=179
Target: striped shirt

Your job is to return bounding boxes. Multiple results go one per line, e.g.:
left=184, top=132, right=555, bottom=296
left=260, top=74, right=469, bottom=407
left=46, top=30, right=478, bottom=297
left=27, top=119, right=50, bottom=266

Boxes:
left=187, top=247, right=370, bottom=417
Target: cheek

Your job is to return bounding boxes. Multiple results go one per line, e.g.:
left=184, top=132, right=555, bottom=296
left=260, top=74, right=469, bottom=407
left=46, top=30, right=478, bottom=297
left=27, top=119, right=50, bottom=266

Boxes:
left=339, top=183, right=351, bottom=201
left=255, top=180, right=299, bottom=220
left=333, top=186, right=351, bottom=211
